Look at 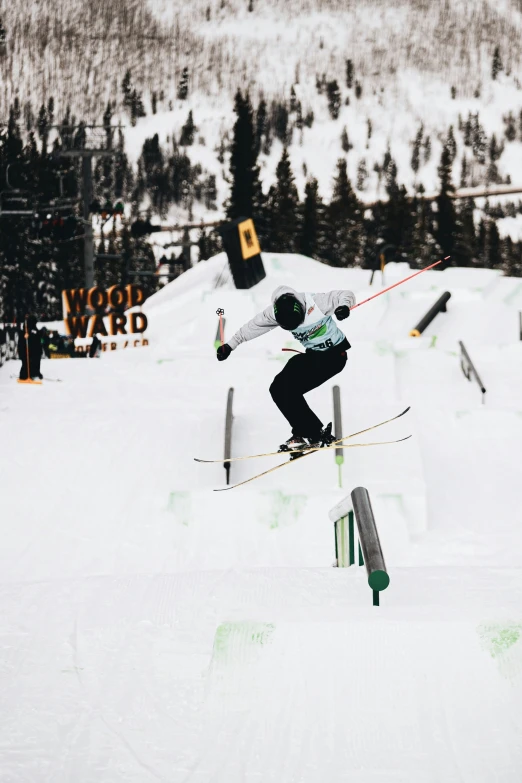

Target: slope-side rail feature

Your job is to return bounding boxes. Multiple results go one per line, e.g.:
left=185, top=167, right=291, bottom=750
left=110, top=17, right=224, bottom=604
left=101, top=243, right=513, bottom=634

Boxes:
left=459, top=340, right=486, bottom=404
left=329, top=487, right=390, bottom=607
left=224, top=388, right=234, bottom=485
left=409, top=291, right=451, bottom=337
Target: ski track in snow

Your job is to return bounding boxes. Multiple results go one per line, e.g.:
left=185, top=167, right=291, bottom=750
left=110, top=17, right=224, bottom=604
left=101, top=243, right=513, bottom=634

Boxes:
left=1, top=253, right=522, bottom=780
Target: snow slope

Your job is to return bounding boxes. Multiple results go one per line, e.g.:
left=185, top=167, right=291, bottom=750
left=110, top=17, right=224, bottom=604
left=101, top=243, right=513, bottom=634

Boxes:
left=1, top=252, right=522, bottom=780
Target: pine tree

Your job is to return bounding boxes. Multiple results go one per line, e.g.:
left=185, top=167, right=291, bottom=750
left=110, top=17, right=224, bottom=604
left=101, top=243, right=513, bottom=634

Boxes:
left=435, top=142, right=457, bottom=259
left=326, top=80, right=341, bottom=120
left=478, top=218, right=501, bottom=268
left=411, top=125, right=423, bottom=175
left=325, top=158, right=361, bottom=266
left=341, top=127, right=352, bottom=153
left=140, top=134, right=168, bottom=215
left=271, top=100, right=289, bottom=142
left=130, top=90, right=146, bottom=126
left=472, top=118, right=487, bottom=163
left=446, top=126, right=457, bottom=164
left=345, top=59, right=354, bottom=89
left=103, top=101, right=113, bottom=149
left=299, top=177, right=326, bottom=259
left=295, top=102, right=304, bottom=132
left=356, top=158, right=368, bottom=191
left=290, top=85, right=298, bottom=113
left=463, top=113, right=473, bottom=147
left=265, top=147, right=300, bottom=252
left=460, top=155, right=468, bottom=188
left=492, top=46, right=503, bottom=80
left=227, top=90, right=263, bottom=222
left=180, top=110, right=196, bottom=146
left=408, top=196, right=441, bottom=268
left=37, top=104, right=48, bottom=152
left=254, top=98, right=267, bottom=157
left=504, top=112, right=517, bottom=142
left=423, top=135, right=431, bottom=163
left=178, top=67, right=189, bottom=100
left=122, top=70, right=132, bottom=108
left=489, top=133, right=503, bottom=162
left=198, top=228, right=221, bottom=260
left=303, top=110, right=314, bottom=128
left=452, top=198, right=476, bottom=267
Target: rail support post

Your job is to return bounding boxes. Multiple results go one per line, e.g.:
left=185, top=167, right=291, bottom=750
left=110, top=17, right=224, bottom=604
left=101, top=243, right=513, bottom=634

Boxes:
left=224, top=387, right=234, bottom=485
left=332, top=385, right=343, bottom=488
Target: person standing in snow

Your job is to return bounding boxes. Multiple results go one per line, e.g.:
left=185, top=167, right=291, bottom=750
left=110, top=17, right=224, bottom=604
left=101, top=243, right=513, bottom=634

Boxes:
left=216, top=286, right=355, bottom=453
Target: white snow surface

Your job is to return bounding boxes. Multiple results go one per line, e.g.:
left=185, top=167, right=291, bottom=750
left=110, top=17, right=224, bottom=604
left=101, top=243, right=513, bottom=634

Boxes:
left=1, top=253, right=522, bottom=780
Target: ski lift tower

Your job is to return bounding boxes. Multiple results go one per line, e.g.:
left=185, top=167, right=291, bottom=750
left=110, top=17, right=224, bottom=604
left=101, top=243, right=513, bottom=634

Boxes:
left=56, top=124, right=122, bottom=289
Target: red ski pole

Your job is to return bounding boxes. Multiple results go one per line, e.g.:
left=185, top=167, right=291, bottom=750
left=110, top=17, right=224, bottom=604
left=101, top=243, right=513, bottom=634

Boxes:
left=350, top=257, right=450, bottom=310
left=216, top=308, right=225, bottom=346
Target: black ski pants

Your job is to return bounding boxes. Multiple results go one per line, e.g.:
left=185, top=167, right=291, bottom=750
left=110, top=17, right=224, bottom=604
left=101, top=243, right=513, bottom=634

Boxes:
left=269, top=342, right=348, bottom=439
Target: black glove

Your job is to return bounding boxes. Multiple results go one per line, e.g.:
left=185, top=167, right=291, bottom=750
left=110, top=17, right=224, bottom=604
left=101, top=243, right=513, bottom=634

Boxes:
left=216, top=343, right=232, bottom=361
left=334, top=305, right=350, bottom=321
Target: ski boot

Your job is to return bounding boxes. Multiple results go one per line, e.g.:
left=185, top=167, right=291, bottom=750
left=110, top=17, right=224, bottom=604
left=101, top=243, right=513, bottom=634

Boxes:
left=307, top=422, right=335, bottom=450
left=278, top=434, right=310, bottom=459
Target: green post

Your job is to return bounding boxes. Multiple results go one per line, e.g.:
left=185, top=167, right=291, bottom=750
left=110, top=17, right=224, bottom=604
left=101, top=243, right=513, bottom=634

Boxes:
left=335, top=515, right=349, bottom=567
left=336, top=454, right=343, bottom=488
left=373, top=590, right=379, bottom=607
left=348, top=510, right=354, bottom=566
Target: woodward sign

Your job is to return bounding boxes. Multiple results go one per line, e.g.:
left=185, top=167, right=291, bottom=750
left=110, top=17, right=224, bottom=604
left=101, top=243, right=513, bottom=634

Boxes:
left=62, top=284, right=148, bottom=338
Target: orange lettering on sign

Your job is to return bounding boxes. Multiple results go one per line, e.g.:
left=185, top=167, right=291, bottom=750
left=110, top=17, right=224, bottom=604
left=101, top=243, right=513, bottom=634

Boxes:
left=107, top=285, right=126, bottom=309
left=65, top=315, right=90, bottom=338
left=62, top=289, right=88, bottom=315
left=127, top=284, right=145, bottom=308
left=129, top=312, right=148, bottom=334
left=88, top=314, right=108, bottom=337
left=109, top=313, right=127, bottom=335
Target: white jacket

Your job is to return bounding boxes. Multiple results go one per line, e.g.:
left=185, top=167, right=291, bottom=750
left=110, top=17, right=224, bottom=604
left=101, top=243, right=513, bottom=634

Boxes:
left=228, top=285, right=356, bottom=351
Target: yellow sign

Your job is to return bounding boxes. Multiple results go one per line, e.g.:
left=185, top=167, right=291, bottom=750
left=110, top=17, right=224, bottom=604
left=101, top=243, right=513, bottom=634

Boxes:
left=238, top=219, right=261, bottom=260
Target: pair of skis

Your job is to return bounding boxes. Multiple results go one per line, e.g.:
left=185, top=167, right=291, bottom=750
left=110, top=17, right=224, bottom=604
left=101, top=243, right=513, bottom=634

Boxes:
left=195, top=406, right=411, bottom=491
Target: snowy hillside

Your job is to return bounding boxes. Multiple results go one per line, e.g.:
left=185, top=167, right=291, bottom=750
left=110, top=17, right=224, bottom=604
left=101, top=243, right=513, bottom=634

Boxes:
left=2, top=0, right=522, bottom=225
left=1, top=252, right=522, bottom=780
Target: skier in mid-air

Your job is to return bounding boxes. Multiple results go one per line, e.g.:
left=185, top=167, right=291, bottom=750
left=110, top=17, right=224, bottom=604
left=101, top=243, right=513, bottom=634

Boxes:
left=216, top=285, right=356, bottom=454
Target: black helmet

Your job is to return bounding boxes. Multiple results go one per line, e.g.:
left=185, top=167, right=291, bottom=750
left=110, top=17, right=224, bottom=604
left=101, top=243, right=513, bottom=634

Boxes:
left=274, top=293, right=305, bottom=330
